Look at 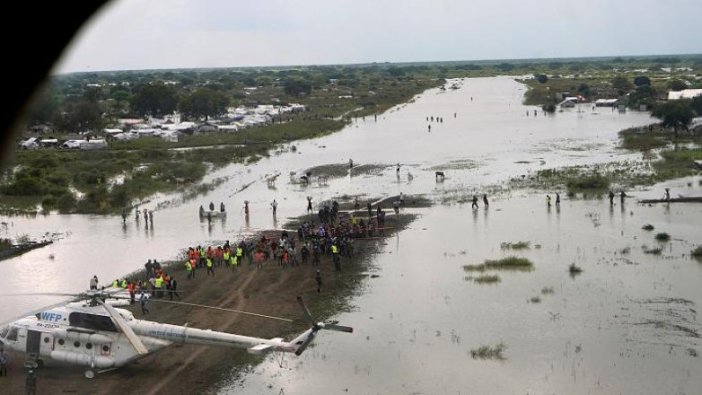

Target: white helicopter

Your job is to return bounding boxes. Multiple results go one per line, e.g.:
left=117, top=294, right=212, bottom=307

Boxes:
left=0, top=288, right=352, bottom=378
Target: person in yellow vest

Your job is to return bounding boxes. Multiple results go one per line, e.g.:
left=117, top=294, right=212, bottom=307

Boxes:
left=331, top=243, right=341, bottom=271
left=223, top=249, right=230, bottom=266
left=206, top=257, right=214, bottom=276
left=230, top=254, right=238, bottom=271
left=236, top=245, right=244, bottom=266
left=120, top=279, right=127, bottom=288
left=112, top=279, right=119, bottom=288
left=185, top=259, right=193, bottom=279
left=154, top=275, right=164, bottom=298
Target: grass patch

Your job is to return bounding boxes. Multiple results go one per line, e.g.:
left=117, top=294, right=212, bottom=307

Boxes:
left=473, top=274, right=501, bottom=284
left=655, top=232, right=671, bottom=242
left=643, top=246, right=663, bottom=255
left=541, top=286, right=555, bottom=295
left=500, top=241, right=530, bottom=250
left=529, top=296, right=541, bottom=303
left=642, top=224, right=655, bottom=231
left=566, top=173, right=609, bottom=194
left=568, top=263, right=583, bottom=277
left=470, top=343, right=506, bottom=360
left=463, top=256, right=534, bottom=272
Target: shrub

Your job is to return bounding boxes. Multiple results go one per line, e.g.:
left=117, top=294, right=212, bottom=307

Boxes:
left=655, top=232, right=671, bottom=242
left=642, top=224, right=655, bottom=231
left=566, top=173, right=609, bottom=193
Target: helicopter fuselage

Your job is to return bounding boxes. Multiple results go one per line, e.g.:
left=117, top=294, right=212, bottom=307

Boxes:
left=0, top=302, right=301, bottom=371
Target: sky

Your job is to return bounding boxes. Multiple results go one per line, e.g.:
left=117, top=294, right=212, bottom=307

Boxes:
left=55, top=0, right=702, bottom=74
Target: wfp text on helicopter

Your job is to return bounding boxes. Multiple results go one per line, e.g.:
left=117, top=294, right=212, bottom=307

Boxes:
left=0, top=288, right=351, bottom=378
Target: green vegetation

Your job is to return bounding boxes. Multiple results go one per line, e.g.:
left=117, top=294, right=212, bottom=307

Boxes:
left=652, top=100, right=696, bottom=138
left=643, top=246, right=663, bottom=255
left=500, top=241, right=530, bottom=250
left=529, top=296, right=541, bottom=303
left=642, top=224, right=655, bottom=231
left=566, top=173, right=609, bottom=194
left=472, top=274, right=501, bottom=284
left=9, top=56, right=702, bottom=214
left=541, top=286, right=555, bottom=295
left=470, top=343, right=506, bottom=360
left=569, top=263, right=583, bottom=276
left=463, top=256, right=534, bottom=272
left=691, top=246, right=702, bottom=260
left=655, top=232, right=671, bottom=242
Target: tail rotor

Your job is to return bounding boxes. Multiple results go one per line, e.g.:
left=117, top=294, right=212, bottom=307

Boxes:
left=294, top=296, right=352, bottom=356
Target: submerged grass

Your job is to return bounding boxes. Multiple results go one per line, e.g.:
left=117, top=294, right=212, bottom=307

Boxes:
left=463, top=256, right=534, bottom=272
left=473, top=274, right=501, bottom=284
left=569, top=263, right=583, bottom=277
left=470, top=343, right=507, bottom=360
left=643, top=246, right=663, bottom=255
left=692, top=246, right=702, bottom=259
left=500, top=241, right=530, bottom=250
left=642, top=224, right=655, bottom=231
left=541, top=286, right=555, bottom=295
left=655, top=232, right=671, bottom=242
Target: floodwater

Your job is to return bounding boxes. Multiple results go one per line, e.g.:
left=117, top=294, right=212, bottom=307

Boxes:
left=3, top=77, right=700, bottom=394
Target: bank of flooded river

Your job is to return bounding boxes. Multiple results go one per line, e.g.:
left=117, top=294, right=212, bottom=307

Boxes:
left=3, top=77, right=698, bottom=394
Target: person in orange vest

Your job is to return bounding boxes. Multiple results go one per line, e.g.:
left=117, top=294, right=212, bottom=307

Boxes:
left=127, top=281, right=136, bottom=304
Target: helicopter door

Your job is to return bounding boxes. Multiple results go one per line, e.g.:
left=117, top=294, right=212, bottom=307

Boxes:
left=39, top=332, right=54, bottom=355
left=26, top=330, right=41, bottom=359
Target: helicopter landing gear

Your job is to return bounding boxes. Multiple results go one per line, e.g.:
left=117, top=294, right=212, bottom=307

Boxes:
left=85, top=369, right=95, bottom=379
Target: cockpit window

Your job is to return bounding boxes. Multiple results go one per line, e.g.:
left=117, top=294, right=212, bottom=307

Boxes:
left=7, top=327, right=18, bottom=341
left=69, top=312, right=118, bottom=332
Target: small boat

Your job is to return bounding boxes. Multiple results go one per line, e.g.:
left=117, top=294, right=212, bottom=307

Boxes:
left=639, top=197, right=702, bottom=204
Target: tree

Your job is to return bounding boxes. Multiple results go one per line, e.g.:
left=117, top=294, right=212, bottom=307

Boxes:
left=283, top=79, right=312, bottom=96
left=576, top=83, right=591, bottom=98
left=652, top=99, right=694, bottom=138
left=54, top=99, right=103, bottom=133
left=628, top=85, right=657, bottom=109
left=534, top=74, right=548, bottom=84
left=668, top=79, right=687, bottom=91
left=131, top=84, right=179, bottom=117
left=692, top=95, right=702, bottom=116
left=633, top=76, right=651, bottom=87
left=178, top=88, right=229, bottom=120
left=611, top=76, right=633, bottom=95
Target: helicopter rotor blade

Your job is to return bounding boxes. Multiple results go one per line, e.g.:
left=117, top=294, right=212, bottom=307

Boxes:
left=296, top=296, right=314, bottom=324
left=294, top=329, right=317, bottom=356
left=138, top=298, right=294, bottom=323
left=323, top=323, right=354, bottom=333
left=97, top=299, right=148, bottom=355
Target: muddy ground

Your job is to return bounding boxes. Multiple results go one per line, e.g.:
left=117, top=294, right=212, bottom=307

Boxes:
left=1, top=213, right=414, bottom=395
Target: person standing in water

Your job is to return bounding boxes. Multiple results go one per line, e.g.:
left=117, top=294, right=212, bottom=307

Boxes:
left=472, top=195, right=479, bottom=209
left=271, top=199, right=278, bottom=216
left=482, top=194, right=489, bottom=207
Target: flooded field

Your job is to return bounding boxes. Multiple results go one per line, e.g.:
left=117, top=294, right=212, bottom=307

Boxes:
left=3, top=77, right=699, bottom=394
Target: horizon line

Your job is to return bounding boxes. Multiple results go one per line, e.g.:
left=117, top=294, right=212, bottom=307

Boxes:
left=54, top=52, right=702, bottom=76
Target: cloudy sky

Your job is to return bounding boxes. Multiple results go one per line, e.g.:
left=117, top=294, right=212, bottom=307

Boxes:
left=56, top=0, right=701, bottom=73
